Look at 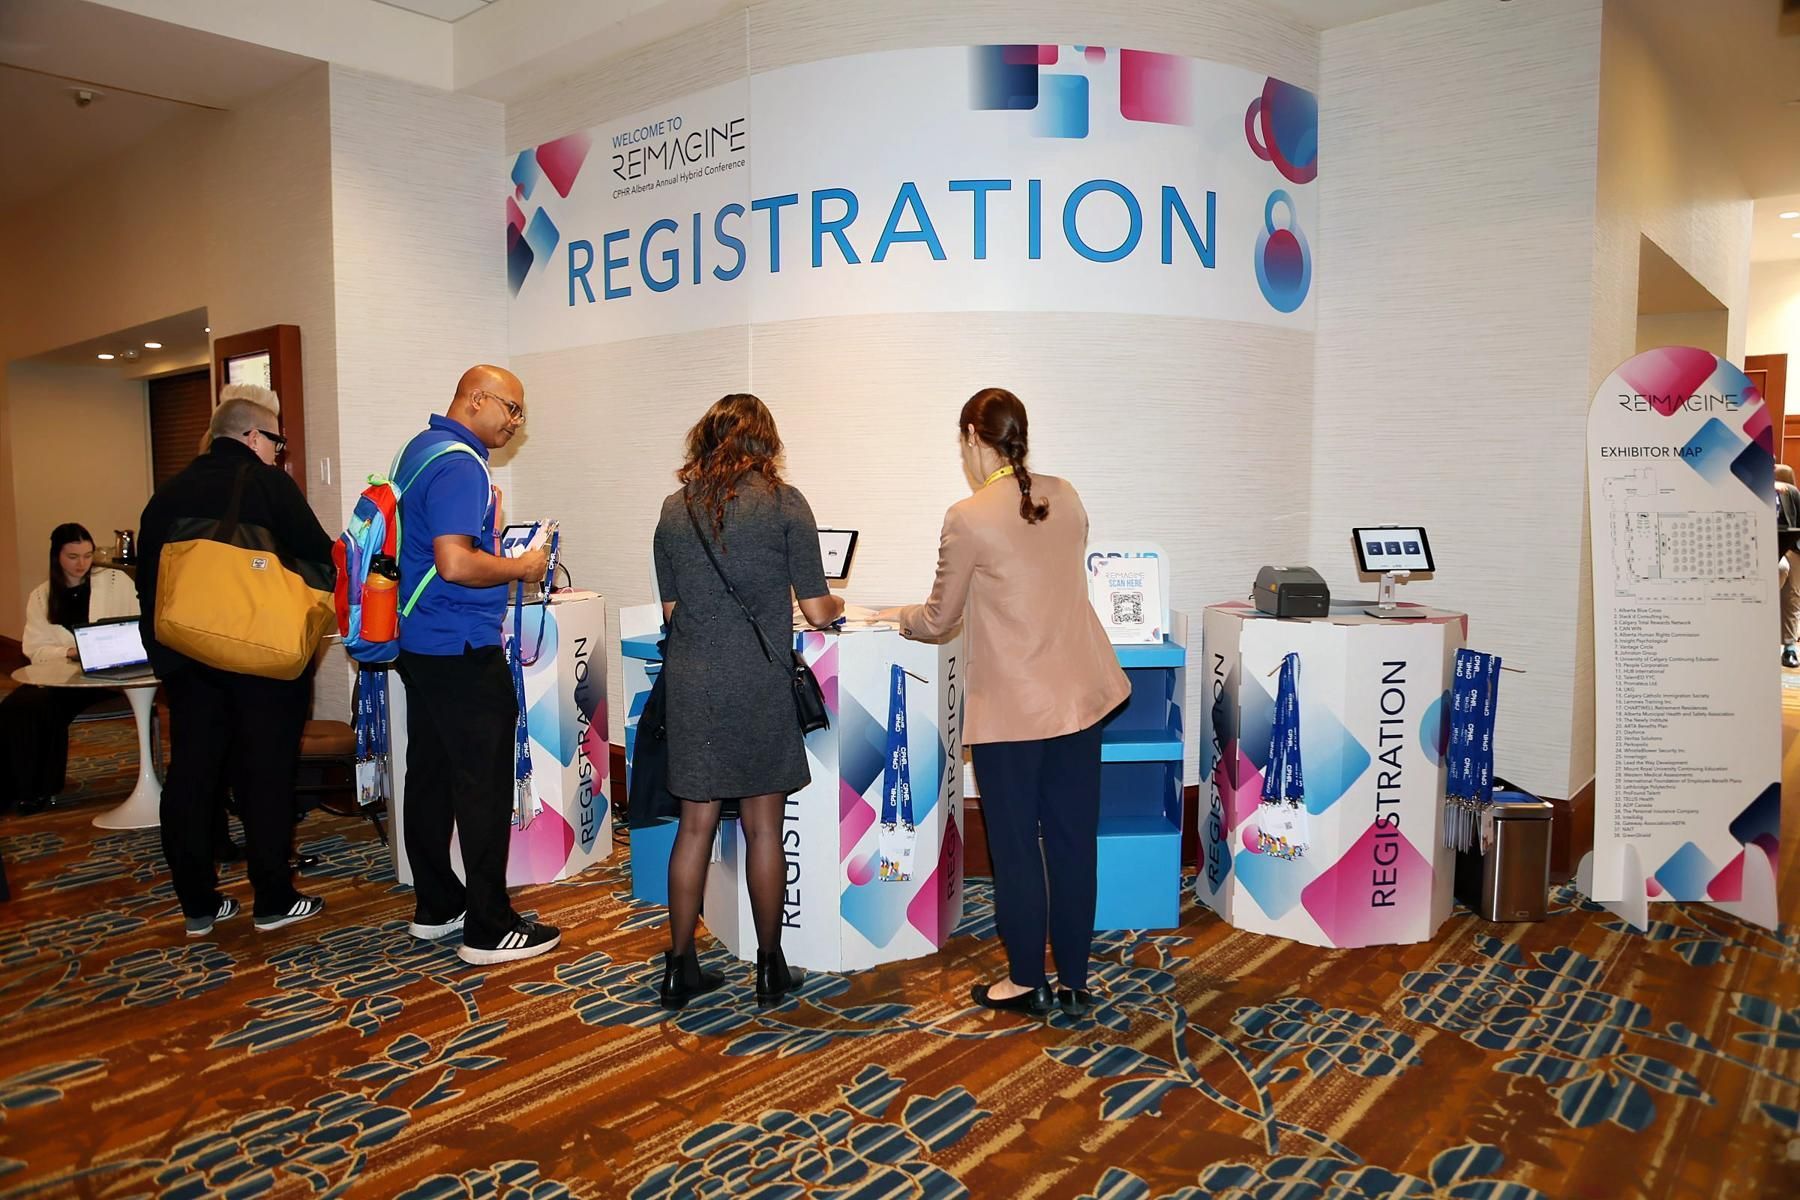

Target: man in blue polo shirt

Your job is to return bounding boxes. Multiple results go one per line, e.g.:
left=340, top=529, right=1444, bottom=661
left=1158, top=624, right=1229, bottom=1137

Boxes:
left=394, top=364, right=555, bottom=965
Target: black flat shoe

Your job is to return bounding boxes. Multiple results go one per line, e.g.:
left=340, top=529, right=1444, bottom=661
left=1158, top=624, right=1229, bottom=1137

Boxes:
left=17, top=795, right=51, bottom=817
left=754, top=947, right=806, bottom=1007
left=1056, top=988, right=1095, bottom=1016
left=658, top=946, right=724, bottom=1010
left=971, top=982, right=1054, bottom=1015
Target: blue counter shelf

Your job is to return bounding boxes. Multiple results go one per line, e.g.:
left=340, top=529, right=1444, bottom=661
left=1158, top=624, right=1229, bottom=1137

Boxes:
left=1094, top=611, right=1187, bottom=930
left=620, top=623, right=674, bottom=904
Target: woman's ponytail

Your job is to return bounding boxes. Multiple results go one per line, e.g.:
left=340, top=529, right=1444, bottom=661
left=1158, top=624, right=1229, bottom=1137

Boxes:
left=961, top=389, right=1049, bottom=525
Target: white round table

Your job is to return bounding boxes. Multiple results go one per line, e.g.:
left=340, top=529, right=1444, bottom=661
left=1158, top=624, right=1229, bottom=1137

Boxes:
left=11, top=662, right=162, bottom=830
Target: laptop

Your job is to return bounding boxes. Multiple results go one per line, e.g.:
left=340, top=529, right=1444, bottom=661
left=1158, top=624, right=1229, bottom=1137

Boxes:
left=73, top=617, right=155, bottom=680
left=818, top=529, right=859, bottom=583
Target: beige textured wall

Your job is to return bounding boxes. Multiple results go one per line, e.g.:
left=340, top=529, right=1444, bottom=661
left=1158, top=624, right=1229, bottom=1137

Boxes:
left=5, top=364, right=152, bottom=615
left=1311, top=0, right=1604, bottom=799
left=328, top=66, right=508, bottom=525
left=1748, top=261, right=1800, bottom=360
left=1635, top=311, right=1729, bottom=358
left=0, top=67, right=337, bottom=647
left=502, top=0, right=1319, bottom=765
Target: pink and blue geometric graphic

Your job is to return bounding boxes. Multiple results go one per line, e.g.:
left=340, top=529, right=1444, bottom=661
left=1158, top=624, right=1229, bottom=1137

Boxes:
left=1034, top=73, right=1090, bottom=139
left=1255, top=189, right=1311, bottom=313
left=1245, top=77, right=1318, bottom=185
left=1119, top=50, right=1191, bottom=125
left=1617, top=346, right=1718, bottom=415
left=969, top=45, right=1201, bottom=137
left=1679, top=418, right=1746, bottom=487
left=506, top=132, right=593, bottom=296
left=1300, top=821, right=1435, bottom=946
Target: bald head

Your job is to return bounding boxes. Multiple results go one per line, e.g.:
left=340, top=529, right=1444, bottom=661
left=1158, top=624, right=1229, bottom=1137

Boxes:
left=448, top=364, right=526, bottom=450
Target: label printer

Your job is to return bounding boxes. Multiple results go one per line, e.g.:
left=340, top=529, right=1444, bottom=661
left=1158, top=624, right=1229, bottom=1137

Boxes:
left=1253, top=566, right=1331, bottom=618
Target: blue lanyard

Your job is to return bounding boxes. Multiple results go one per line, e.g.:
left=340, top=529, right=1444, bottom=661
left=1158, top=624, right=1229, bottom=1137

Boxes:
left=509, top=590, right=533, bottom=787
left=505, top=523, right=560, bottom=822
left=1445, top=648, right=1501, bottom=850
left=354, top=667, right=388, bottom=758
left=881, top=664, right=913, bottom=828
left=1262, top=653, right=1305, bottom=807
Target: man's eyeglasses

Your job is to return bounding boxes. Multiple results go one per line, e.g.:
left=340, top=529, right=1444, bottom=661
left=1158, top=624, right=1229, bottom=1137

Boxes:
left=255, top=429, right=287, bottom=452
left=475, top=390, right=526, bottom=425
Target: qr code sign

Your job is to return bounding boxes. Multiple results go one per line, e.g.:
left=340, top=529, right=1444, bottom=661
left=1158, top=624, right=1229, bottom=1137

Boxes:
left=1111, top=591, right=1144, bottom=625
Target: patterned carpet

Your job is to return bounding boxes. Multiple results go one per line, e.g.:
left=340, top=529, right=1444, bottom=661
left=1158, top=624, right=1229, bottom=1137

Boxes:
left=0, top=709, right=1796, bottom=1198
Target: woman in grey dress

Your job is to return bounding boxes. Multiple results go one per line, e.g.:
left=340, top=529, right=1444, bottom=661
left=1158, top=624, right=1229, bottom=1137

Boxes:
left=652, top=393, right=844, bottom=1009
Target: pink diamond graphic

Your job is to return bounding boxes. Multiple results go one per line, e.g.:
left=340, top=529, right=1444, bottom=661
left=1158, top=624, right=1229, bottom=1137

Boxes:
left=536, top=132, right=593, bottom=199
left=1300, top=821, right=1434, bottom=946
left=1618, top=347, right=1719, bottom=416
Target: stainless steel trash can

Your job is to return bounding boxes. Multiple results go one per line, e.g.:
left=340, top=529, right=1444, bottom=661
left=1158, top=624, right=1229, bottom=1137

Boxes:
left=1455, top=793, right=1554, bottom=921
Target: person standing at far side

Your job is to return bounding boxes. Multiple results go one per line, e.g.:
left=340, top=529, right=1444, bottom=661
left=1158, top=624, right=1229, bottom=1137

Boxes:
left=1776, top=464, right=1800, bottom=669
left=652, top=393, right=844, bottom=1009
left=393, top=365, right=556, bottom=966
left=878, top=387, right=1128, bottom=1017
left=137, top=386, right=334, bottom=937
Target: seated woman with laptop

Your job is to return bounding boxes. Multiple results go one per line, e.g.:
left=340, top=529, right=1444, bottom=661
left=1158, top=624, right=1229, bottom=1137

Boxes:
left=0, top=523, right=140, bottom=816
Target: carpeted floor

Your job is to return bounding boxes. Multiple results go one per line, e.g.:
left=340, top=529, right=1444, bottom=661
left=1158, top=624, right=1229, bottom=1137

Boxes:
left=0, top=699, right=1796, bottom=1198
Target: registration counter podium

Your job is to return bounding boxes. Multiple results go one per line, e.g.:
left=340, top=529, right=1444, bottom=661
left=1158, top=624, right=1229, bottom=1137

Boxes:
left=621, top=605, right=966, bottom=972
left=388, top=592, right=612, bottom=887
left=1197, top=600, right=1465, bottom=947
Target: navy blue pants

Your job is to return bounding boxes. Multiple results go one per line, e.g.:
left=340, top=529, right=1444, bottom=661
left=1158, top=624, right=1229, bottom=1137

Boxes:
left=970, top=722, right=1103, bottom=991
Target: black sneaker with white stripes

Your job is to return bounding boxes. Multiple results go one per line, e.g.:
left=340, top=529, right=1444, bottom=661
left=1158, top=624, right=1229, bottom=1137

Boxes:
left=253, top=895, right=325, bottom=932
left=185, top=895, right=239, bottom=938
left=457, top=918, right=560, bottom=966
left=409, top=910, right=466, bottom=940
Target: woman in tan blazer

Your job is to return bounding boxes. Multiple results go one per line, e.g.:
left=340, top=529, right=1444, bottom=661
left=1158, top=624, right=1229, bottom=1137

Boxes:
left=879, top=388, right=1128, bottom=1016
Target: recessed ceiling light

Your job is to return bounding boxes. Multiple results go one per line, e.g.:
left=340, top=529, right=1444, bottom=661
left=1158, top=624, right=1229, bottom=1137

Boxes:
left=1782, top=211, right=1800, bottom=220
left=143, top=341, right=162, bottom=349
left=204, top=326, right=211, bottom=333
left=96, top=353, right=115, bottom=360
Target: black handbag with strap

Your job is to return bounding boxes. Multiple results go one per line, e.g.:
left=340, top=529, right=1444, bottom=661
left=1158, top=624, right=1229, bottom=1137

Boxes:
left=625, top=653, right=678, bottom=828
left=684, top=495, right=830, bottom=735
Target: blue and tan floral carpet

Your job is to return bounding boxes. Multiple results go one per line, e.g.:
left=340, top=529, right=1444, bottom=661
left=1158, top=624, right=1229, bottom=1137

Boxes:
left=0, top=712, right=1796, bottom=1198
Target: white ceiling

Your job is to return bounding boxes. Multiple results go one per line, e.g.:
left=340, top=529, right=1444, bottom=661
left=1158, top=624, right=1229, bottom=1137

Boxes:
left=372, top=0, right=495, bottom=22
left=1753, top=194, right=1800, bottom=263
left=27, top=307, right=211, bottom=373
left=0, top=0, right=316, bottom=212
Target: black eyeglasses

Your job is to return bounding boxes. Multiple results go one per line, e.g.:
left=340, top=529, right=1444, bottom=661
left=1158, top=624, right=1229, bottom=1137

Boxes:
left=255, top=429, right=287, bottom=451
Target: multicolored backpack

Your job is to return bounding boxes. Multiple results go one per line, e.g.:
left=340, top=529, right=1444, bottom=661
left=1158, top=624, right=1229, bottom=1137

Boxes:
left=333, top=442, right=482, bottom=663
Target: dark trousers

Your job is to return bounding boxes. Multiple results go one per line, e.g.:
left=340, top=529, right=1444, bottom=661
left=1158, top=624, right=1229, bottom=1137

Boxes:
left=161, top=665, right=307, bottom=918
left=0, top=684, right=111, bottom=809
left=396, top=647, right=518, bottom=944
left=970, top=722, right=1104, bottom=991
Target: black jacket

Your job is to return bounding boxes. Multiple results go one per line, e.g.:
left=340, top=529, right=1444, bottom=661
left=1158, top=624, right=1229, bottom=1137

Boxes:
left=136, top=438, right=335, bottom=676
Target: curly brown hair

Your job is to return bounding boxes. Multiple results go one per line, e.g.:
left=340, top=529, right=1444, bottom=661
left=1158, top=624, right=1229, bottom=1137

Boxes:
left=677, top=393, right=785, bottom=542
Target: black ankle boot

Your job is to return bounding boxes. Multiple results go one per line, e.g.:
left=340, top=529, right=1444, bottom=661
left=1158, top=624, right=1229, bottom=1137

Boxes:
left=659, top=946, right=724, bottom=1010
left=754, top=947, right=805, bottom=1007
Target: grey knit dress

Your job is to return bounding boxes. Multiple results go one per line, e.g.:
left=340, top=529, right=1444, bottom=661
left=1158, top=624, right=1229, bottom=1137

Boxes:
left=652, top=475, right=830, bottom=801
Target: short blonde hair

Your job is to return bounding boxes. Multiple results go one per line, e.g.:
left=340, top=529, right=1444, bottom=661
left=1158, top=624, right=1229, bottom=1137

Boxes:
left=208, top=395, right=280, bottom=442
left=219, top=382, right=279, bottom=411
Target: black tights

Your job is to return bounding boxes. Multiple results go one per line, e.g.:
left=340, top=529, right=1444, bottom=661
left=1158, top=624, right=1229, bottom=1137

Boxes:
left=667, top=793, right=788, bottom=956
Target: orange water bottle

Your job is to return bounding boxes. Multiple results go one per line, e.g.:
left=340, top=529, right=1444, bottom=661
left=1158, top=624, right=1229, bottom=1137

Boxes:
left=361, top=554, right=400, bottom=642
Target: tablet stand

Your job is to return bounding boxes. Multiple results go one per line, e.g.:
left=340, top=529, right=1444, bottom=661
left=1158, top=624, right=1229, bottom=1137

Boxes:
left=1365, top=570, right=1425, bottom=619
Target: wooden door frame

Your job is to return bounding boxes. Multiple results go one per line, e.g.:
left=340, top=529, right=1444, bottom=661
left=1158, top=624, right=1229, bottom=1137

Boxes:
left=212, top=324, right=305, bottom=487
left=1747, top=354, right=1791, bottom=473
